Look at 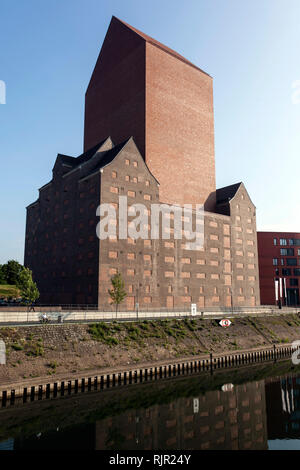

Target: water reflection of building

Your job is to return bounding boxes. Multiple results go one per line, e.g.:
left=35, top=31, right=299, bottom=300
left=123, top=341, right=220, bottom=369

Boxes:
left=266, top=376, right=300, bottom=439
left=96, top=381, right=268, bottom=450
left=0, top=438, right=14, bottom=450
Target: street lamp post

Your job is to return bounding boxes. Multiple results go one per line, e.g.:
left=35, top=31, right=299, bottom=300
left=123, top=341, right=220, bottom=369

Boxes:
left=136, top=285, right=139, bottom=320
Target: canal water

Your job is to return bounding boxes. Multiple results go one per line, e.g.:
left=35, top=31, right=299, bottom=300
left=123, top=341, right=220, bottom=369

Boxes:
left=1, top=360, right=300, bottom=450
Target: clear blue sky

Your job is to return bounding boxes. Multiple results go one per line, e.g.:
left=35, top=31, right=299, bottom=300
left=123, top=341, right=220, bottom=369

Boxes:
left=0, top=0, right=300, bottom=264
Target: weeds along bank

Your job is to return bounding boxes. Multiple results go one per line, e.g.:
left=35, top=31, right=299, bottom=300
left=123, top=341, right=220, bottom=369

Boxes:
left=1, top=315, right=300, bottom=384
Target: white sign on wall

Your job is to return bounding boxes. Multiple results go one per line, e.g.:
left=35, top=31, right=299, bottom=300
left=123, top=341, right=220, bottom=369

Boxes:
left=193, top=398, right=199, bottom=413
left=191, top=304, right=197, bottom=316
left=0, top=340, right=6, bottom=365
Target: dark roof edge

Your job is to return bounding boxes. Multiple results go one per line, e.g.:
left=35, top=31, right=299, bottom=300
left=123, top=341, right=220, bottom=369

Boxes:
left=114, top=16, right=212, bottom=78
left=26, top=200, right=39, bottom=210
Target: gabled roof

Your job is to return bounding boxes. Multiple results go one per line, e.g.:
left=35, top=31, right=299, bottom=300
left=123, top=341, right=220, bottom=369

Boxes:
left=54, top=137, right=112, bottom=173
left=113, top=16, right=211, bottom=77
left=216, top=182, right=242, bottom=204
left=90, top=138, right=132, bottom=172
left=74, top=137, right=111, bottom=166
left=90, top=136, right=160, bottom=183
left=58, top=154, right=76, bottom=167
left=79, top=136, right=160, bottom=185
left=54, top=153, right=76, bottom=166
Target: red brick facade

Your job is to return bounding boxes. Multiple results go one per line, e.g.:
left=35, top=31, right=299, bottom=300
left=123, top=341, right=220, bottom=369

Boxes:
left=257, top=231, right=300, bottom=306
left=25, top=138, right=260, bottom=309
left=84, top=17, right=216, bottom=209
left=24, top=17, right=260, bottom=309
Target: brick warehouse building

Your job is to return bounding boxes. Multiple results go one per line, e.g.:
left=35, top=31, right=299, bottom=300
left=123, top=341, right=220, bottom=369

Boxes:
left=257, top=232, right=300, bottom=306
left=24, top=17, right=260, bottom=309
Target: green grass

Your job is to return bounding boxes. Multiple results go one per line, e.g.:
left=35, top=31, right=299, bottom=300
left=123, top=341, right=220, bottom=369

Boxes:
left=88, top=322, right=120, bottom=345
left=47, top=361, right=58, bottom=372
left=11, top=343, right=24, bottom=351
left=88, top=318, right=197, bottom=347
left=26, top=345, right=44, bottom=357
left=0, top=284, right=19, bottom=298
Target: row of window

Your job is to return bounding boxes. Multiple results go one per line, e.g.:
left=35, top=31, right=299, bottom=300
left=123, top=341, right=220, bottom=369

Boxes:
left=110, top=186, right=153, bottom=200
left=41, top=268, right=95, bottom=279
left=274, top=277, right=299, bottom=287
left=108, top=250, right=255, bottom=265
left=235, top=204, right=253, bottom=214
left=274, top=238, right=300, bottom=246
left=108, top=267, right=255, bottom=281
left=108, top=237, right=254, bottom=256
left=104, top=285, right=250, bottom=295
left=112, top=170, right=151, bottom=186
left=122, top=297, right=256, bottom=309
left=275, top=268, right=300, bottom=276
left=273, top=258, right=300, bottom=266
left=121, top=295, right=254, bottom=305
left=279, top=248, right=300, bottom=256
left=236, top=216, right=253, bottom=224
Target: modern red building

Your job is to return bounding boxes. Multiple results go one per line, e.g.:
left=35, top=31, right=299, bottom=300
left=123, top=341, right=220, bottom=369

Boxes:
left=257, top=232, right=300, bottom=306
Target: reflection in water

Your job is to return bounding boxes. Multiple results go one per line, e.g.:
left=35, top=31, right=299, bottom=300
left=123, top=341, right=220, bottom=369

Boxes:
left=2, top=363, right=300, bottom=450
left=95, top=381, right=267, bottom=450
left=266, top=376, right=300, bottom=445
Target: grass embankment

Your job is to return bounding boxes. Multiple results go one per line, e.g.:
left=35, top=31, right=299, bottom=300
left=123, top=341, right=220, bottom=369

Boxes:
left=1, top=314, right=300, bottom=386
left=0, top=284, right=19, bottom=298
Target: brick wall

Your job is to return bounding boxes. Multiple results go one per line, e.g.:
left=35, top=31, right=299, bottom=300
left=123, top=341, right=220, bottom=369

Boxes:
left=145, top=42, right=216, bottom=208
left=84, top=17, right=216, bottom=209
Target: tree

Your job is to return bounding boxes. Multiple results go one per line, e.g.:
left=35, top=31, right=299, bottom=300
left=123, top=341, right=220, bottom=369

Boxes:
left=16, top=268, right=39, bottom=308
left=1, top=260, right=25, bottom=285
left=0, top=265, right=6, bottom=284
left=108, top=271, right=127, bottom=315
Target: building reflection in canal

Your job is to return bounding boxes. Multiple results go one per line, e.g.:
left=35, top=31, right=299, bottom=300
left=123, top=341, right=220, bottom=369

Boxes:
left=95, top=381, right=268, bottom=450
left=266, top=376, right=300, bottom=444
left=5, top=368, right=300, bottom=450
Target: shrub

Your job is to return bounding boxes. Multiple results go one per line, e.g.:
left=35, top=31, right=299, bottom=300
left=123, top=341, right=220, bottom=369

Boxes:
left=11, top=343, right=23, bottom=351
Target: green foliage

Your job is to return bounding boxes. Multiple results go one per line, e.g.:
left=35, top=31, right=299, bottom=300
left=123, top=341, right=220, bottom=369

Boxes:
left=280, top=338, right=290, bottom=343
left=16, top=267, right=39, bottom=305
left=0, top=284, right=20, bottom=298
left=1, top=260, right=25, bottom=285
left=183, top=319, right=197, bottom=331
left=139, top=322, right=150, bottom=331
left=125, top=324, right=142, bottom=341
left=108, top=271, right=127, bottom=313
left=0, top=265, right=6, bottom=284
left=26, top=344, right=44, bottom=357
left=11, top=343, right=23, bottom=351
left=48, top=361, right=58, bottom=369
left=47, top=361, right=58, bottom=373
left=89, top=322, right=119, bottom=345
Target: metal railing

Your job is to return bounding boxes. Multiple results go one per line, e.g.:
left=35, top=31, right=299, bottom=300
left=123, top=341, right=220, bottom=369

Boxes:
left=0, top=304, right=300, bottom=325
left=29, top=303, right=300, bottom=313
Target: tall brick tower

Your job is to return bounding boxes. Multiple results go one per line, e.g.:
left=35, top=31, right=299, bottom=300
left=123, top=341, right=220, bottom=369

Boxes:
left=84, top=16, right=216, bottom=209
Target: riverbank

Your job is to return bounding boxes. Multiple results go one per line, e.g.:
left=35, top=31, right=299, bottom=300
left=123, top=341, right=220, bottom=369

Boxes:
left=1, top=314, right=300, bottom=388
left=1, top=359, right=300, bottom=447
